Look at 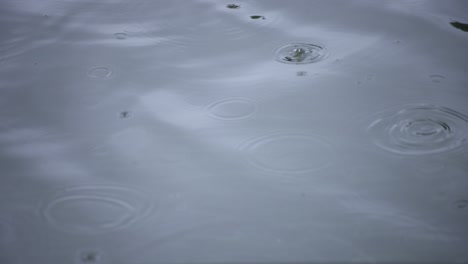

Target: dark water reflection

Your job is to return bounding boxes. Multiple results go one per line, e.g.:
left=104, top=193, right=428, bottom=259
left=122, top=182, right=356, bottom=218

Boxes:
left=1, top=0, right=468, bottom=263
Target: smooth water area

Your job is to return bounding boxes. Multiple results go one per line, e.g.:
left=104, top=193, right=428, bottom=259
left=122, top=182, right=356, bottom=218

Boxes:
left=1, top=0, right=468, bottom=263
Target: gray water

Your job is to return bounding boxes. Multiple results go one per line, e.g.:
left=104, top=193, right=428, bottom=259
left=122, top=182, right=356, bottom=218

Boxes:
left=1, top=0, right=468, bottom=263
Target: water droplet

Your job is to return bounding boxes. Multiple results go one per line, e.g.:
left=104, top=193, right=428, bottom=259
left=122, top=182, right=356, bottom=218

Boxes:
left=206, top=97, right=256, bottom=120
left=238, top=133, right=333, bottom=173
left=250, top=15, right=265, bottom=20
left=454, top=199, right=468, bottom=209
left=120, top=111, right=130, bottom=119
left=40, top=185, right=153, bottom=234
left=226, top=4, right=240, bottom=9
left=430, top=74, right=445, bottom=83
left=87, top=67, right=113, bottom=79
left=296, top=71, right=307, bottom=76
left=366, top=104, right=468, bottom=155
left=114, top=32, right=127, bottom=40
left=275, top=43, right=328, bottom=64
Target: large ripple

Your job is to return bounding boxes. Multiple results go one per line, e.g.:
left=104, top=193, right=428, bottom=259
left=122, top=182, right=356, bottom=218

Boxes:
left=39, top=184, right=153, bottom=235
left=367, top=104, right=468, bottom=155
left=238, top=133, right=334, bottom=173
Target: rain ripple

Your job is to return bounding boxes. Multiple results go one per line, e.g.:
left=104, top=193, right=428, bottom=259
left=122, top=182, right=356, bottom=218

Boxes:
left=367, top=104, right=468, bottom=155
left=39, top=184, right=153, bottom=235
left=206, top=97, right=256, bottom=120
left=238, top=133, right=334, bottom=173
left=275, top=43, right=328, bottom=64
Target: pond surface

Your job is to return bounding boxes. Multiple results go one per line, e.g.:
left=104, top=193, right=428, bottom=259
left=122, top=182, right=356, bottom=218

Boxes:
left=1, top=0, right=468, bottom=263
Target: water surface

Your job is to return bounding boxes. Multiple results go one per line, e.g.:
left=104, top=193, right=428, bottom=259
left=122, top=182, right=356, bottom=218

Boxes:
left=1, top=0, right=468, bottom=263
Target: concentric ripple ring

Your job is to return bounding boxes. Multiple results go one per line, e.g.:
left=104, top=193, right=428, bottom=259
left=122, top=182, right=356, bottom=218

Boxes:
left=239, top=133, right=334, bottom=173
left=367, top=104, right=468, bottom=155
left=39, top=184, right=153, bottom=234
left=206, top=97, right=256, bottom=120
left=274, top=43, right=328, bottom=64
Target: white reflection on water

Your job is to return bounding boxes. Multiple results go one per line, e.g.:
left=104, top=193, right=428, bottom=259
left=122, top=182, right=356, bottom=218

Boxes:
left=1, top=0, right=468, bottom=263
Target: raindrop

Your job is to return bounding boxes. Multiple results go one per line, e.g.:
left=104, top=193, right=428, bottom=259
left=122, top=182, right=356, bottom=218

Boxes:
left=250, top=15, right=265, bottom=20
left=114, top=33, right=128, bottom=40
left=366, top=104, right=468, bottom=155
left=226, top=4, right=240, bottom=9
left=454, top=199, right=468, bottom=209
left=87, top=67, right=113, bottom=79
left=206, top=97, right=256, bottom=120
left=275, top=43, right=328, bottom=64
left=40, top=185, right=153, bottom=234
left=238, top=133, right=334, bottom=173
left=430, top=74, right=445, bottom=83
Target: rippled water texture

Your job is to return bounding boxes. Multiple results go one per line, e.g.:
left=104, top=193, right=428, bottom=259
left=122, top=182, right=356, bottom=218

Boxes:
left=1, top=0, right=468, bottom=263
left=366, top=104, right=468, bottom=155
left=40, top=185, right=153, bottom=234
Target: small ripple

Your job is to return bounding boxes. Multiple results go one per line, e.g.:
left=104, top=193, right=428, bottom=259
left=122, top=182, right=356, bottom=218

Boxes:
left=430, top=74, right=445, bottom=83
left=40, top=184, right=153, bottom=234
left=87, top=67, right=113, bottom=79
left=366, top=104, right=468, bottom=155
left=206, top=97, right=256, bottom=120
left=454, top=199, right=468, bottom=209
left=238, top=133, right=333, bottom=173
left=275, top=43, right=328, bottom=64
left=75, top=249, right=108, bottom=264
left=114, top=32, right=128, bottom=40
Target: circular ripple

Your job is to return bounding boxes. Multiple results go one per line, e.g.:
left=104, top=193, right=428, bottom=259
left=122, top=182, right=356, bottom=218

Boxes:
left=87, top=67, right=113, bottom=79
left=429, top=74, right=445, bottom=83
left=239, top=133, right=333, bottom=173
left=367, top=104, right=468, bottom=155
left=206, top=97, right=256, bottom=120
left=114, top=32, right=128, bottom=40
left=274, top=43, right=328, bottom=64
left=40, top=185, right=153, bottom=235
